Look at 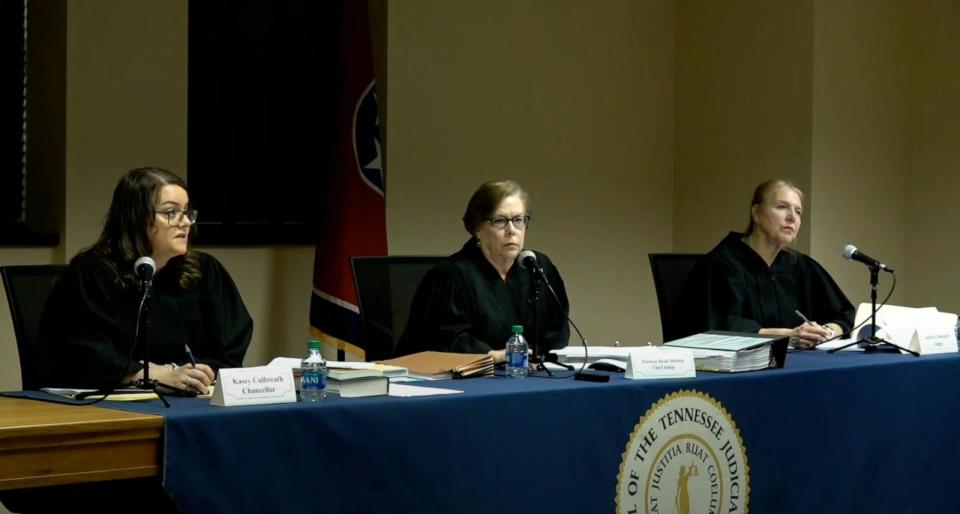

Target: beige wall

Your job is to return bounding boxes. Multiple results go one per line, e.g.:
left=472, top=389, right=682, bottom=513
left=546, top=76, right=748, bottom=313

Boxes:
left=1, top=0, right=959, bottom=393
left=905, top=0, right=960, bottom=314
left=811, top=0, right=911, bottom=308
left=386, top=0, right=676, bottom=346
left=674, top=0, right=814, bottom=254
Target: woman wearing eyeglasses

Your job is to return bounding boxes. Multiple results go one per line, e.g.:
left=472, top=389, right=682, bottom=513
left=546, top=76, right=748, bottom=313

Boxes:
left=398, top=180, right=570, bottom=363
left=39, top=167, right=252, bottom=392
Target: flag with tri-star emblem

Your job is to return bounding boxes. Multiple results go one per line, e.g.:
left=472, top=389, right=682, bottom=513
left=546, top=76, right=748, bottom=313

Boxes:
left=310, top=0, right=386, bottom=360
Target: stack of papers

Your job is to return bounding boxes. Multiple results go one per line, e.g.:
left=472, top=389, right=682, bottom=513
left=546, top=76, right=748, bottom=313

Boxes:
left=549, top=346, right=639, bottom=371
left=266, top=357, right=409, bottom=378
left=377, top=352, right=494, bottom=380
left=818, top=303, right=959, bottom=354
left=41, top=387, right=160, bottom=401
left=664, top=332, right=781, bottom=373
left=40, top=386, right=211, bottom=401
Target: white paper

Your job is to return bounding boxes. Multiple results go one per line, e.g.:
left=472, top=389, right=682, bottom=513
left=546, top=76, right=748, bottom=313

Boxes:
left=835, top=304, right=958, bottom=354
left=849, top=303, right=939, bottom=347
left=816, top=337, right=863, bottom=351
left=266, top=357, right=408, bottom=377
left=388, top=384, right=463, bottom=397
left=266, top=356, right=301, bottom=369
left=551, top=346, right=639, bottom=361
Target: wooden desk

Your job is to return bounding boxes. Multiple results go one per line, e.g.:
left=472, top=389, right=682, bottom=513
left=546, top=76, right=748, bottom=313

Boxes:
left=0, top=397, right=162, bottom=490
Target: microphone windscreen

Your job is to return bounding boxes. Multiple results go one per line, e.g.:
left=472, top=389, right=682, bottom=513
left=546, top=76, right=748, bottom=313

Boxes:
left=518, top=250, right=537, bottom=270
left=842, top=244, right=858, bottom=260
left=134, top=256, right=156, bottom=278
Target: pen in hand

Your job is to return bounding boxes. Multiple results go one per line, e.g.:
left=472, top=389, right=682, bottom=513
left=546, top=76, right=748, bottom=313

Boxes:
left=794, top=310, right=836, bottom=341
left=794, top=310, right=815, bottom=326
left=184, top=344, right=197, bottom=368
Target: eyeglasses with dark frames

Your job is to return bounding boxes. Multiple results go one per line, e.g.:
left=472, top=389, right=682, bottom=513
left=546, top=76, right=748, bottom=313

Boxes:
left=156, top=208, right=198, bottom=227
left=485, top=215, right=530, bottom=230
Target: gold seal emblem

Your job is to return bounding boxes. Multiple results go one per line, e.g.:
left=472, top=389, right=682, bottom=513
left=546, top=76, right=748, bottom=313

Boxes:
left=616, top=390, right=749, bottom=514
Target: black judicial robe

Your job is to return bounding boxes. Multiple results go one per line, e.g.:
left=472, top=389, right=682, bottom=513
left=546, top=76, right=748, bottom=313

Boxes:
left=397, top=239, right=570, bottom=356
left=39, top=251, right=253, bottom=388
left=682, top=232, right=855, bottom=337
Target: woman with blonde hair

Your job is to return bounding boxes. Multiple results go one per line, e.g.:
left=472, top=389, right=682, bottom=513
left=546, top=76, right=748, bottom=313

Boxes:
left=683, top=179, right=854, bottom=348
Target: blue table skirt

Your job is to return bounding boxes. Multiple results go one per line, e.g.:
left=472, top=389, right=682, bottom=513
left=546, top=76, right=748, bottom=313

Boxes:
left=90, top=351, right=960, bottom=513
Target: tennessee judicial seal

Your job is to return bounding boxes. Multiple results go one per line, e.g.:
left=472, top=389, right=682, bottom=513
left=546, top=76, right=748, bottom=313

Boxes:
left=616, top=390, right=749, bottom=514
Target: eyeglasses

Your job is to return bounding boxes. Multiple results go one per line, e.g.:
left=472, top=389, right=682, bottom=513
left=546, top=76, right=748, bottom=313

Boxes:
left=156, top=208, right=198, bottom=227
left=485, top=215, right=530, bottom=230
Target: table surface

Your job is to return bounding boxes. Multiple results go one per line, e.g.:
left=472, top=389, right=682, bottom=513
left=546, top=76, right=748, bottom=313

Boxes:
left=0, top=396, right=163, bottom=490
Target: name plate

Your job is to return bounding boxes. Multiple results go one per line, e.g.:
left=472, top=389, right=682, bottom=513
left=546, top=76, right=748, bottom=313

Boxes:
left=624, top=346, right=696, bottom=380
left=211, top=366, right=297, bottom=407
left=909, top=326, right=959, bottom=355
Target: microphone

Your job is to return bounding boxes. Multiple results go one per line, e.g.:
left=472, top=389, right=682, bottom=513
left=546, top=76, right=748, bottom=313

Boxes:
left=518, top=249, right=541, bottom=274
left=842, top=244, right=894, bottom=273
left=134, top=256, right=157, bottom=283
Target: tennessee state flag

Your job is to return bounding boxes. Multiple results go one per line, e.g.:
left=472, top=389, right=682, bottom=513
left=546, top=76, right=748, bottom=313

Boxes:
left=310, top=0, right=386, bottom=360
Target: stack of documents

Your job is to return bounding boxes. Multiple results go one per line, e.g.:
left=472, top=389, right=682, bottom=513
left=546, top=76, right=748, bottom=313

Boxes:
left=40, top=387, right=159, bottom=401
left=267, top=357, right=409, bottom=379
left=549, top=346, right=638, bottom=371
left=378, top=351, right=494, bottom=380
left=664, top=332, right=784, bottom=372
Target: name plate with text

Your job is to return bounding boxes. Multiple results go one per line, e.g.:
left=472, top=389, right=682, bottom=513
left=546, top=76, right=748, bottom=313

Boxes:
left=910, top=327, right=959, bottom=355
left=624, top=346, right=696, bottom=380
left=211, top=366, right=297, bottom=407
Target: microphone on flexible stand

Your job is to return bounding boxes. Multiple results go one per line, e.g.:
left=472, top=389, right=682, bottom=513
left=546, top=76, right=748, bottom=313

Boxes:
left=129, top=256, right=175, bottom=406
left=842, top=245, right=894, bottom=273
left=519, top=250, right=596, bottom=380
left=829, top=244, right=915, bottom=356
left=75, top=256, right=183, bottom=405
left=518, top=250, right=548, bottom=375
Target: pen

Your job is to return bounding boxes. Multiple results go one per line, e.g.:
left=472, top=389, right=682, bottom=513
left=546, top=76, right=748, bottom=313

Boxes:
left=184, top=344, right=197, bottom=368
left=795, top=310, right=836, bottom=340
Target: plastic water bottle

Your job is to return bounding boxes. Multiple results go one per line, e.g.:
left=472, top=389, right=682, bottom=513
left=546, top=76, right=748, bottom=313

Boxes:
left=300, top=339, right=327, bottom=402
left=505, top=325, right=529, bottom=379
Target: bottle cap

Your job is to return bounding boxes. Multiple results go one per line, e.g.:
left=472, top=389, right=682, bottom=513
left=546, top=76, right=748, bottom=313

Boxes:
left=308, top=339, right=322, bottom=349
left=511, top=325, right=523, bottom=334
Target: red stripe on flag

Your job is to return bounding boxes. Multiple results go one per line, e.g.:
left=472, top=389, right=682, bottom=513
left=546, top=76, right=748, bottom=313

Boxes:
left=311, top=0, right=386, bottom=353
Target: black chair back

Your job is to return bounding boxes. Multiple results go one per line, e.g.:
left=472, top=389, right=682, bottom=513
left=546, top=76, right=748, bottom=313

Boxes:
left=1, top=265, right=65, bottom=389
left=350, top=256, right=447, bottom=361
left=648, top=253, right=704, bottom=342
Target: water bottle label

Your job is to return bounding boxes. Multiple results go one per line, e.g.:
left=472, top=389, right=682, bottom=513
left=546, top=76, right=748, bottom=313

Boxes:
left=507, top=350, right=527, bottom=369
left=302, top=370, right=325, bottom=390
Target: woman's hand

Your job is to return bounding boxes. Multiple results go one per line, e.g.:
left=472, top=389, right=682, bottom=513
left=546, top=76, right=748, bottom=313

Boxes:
left=487, top=349, right=534, bottom=366
left=125, top=362, right=216, bottom=394
left=761, top=324, right=832, bottom=349
left=166, top=363, right=216, bottom=394
left=790, top=322, right=832, bottom=349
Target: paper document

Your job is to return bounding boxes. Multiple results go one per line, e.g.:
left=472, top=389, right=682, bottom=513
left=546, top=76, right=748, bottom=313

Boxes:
left=388, top=384, right=463, bottom=397
left=41, top=387, right=159, bottom=401
left=551, top=346, right=638, bottom=361
left=267, top=356, right=408, bottom=377
left=665, top=333, right=774, bottom=352
left=816, top=338, right=863, bottom=351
